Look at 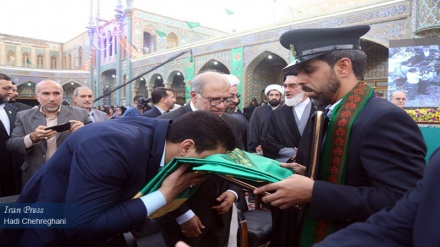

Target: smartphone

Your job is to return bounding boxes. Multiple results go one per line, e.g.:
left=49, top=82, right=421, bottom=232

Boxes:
left=44, top=122, right=71, bottom=132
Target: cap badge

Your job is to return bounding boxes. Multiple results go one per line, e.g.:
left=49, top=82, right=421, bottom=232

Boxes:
left=290, top=44, right=297, bottom=57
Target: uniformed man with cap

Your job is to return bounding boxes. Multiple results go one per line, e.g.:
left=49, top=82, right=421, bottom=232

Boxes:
left=254, top=25, right=426, bottom=247
left=247, top=84, right=284, bottom=153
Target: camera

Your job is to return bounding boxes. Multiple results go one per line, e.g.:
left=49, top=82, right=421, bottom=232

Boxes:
left=137, top=97, right=152, bottom=109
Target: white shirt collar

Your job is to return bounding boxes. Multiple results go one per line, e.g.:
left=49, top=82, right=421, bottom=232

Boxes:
left=190, top=101, right=197, bottom=111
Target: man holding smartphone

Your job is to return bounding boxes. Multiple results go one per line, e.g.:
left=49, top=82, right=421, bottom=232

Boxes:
left=6, top=80, right=92, bottom=187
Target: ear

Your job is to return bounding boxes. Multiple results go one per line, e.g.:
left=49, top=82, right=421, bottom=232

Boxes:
left=190, top=91, right=197, bottom=103
left=335, top=57, right=352, bottom=78
left=179, top=139, right=196, bottom=156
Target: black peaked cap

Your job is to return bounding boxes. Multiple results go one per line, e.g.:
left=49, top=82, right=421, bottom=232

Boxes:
left=280, top=25, right=370, bottom=73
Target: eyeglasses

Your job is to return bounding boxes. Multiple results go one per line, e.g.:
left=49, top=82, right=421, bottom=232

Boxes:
left=1, top=86, right=13, bottom=91
left=198, top=94, right=233, bottom=106
left=283, top=83, right=300, bottom=89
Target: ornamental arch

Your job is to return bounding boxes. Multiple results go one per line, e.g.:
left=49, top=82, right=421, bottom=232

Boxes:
left=244, top=51, right=287, bottom=105
left=198, top=59, right=229, bottom=74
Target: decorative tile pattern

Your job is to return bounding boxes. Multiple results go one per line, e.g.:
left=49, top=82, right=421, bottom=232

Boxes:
left=415, top=0, right=440, bottom=36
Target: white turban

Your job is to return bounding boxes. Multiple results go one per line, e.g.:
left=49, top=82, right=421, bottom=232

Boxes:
left=225, top=74, right=240, bottom=87
left=264, top=84, right=284, bottom=96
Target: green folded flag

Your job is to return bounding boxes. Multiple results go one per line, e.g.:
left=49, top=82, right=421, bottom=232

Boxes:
left=134, top=149, right=294, bottom=218
left=155, top=30, right=167, bottom=38
left=185, top=21, right=200, bottom=29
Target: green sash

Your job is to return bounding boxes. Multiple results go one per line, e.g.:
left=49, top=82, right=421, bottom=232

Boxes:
left=300, top=83, right=373, bottom=246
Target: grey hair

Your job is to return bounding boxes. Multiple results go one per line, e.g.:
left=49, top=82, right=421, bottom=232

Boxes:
left=73, top=86, right=91, bottom=97
left=191, top=70, right=228, bottom=94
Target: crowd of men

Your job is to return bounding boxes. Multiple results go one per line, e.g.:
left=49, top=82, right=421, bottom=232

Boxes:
left=0, top=24, right=437, bottom=247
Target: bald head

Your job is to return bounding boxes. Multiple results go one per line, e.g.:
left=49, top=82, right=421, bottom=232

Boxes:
left=390, top=90, right=406, bottom=108
left=190, top=71, right=231, bottom=116
left=35, top=80, right=64, bottom=114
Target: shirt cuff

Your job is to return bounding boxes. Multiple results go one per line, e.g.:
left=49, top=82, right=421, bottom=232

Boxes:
left=24, top=134, right=36, bottom=148
left=227, top=189, right=239, bottom=202
left=176, top=210, right=195, bottom=225
left=140, top=190, right=166, bottom=217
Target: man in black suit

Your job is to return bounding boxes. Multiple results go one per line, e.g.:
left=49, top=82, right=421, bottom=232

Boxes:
left=8, top=82, right=30, bottom=193
left=157, top=71, right=244, bottom=247
left=315, top=147, right=440, bottom=247
left=0, top=73, right=18, bottom=196
left=143, top=87, right=176, bottom=118
left=9, top=82, right=30, bottom=112
left=254, top=25, right=426, bottom=247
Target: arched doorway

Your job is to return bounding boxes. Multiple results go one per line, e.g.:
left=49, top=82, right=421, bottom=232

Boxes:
left=168, top=70, right=185, bottom=105
left=246, top=51, right=287, bottom=104
left=199, top=59, right=229, bottom=74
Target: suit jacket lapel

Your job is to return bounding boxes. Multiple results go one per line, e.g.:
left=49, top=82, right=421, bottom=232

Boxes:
left=56, top=106, right=71, bottom=144
left=32, top=108, right=46, bottom=131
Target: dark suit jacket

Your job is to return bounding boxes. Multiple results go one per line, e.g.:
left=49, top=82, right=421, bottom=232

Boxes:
left=1, top=117, right=170, bottom=246
left=157, top=104, right=243, bottom=247
left=143, top=106, right=162, bottom=118
left=0, top=103, right=18, bottom=196
left=309, top=97, right=426, bottom=234
left=315, top=148, right=440, bottom=247
left=10, top=102, right=30, bottom=112
left=6, top=106, right=92, bottom=186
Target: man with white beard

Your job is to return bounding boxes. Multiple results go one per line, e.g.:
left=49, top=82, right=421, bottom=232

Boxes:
left=260, top=73, right=317, bottom=247
left=262, top=74, right=314, bottom=164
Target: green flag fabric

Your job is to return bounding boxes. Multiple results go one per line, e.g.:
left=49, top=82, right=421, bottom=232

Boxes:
left=135, top=149, right=294, bottom=218
left=225, top=8, right=234, bottom=15
left=26, top=58, right=33, bottom=66
left=185, top=21, right=200, bottom=29
left=155, top=30, right=167, bottom=38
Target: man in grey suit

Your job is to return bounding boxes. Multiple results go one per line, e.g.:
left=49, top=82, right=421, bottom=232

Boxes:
left=73, top=86, right=108, bottom=123
left=7, top=80, right=92, bottom=187
left=156, top=71, right=244, bottom=247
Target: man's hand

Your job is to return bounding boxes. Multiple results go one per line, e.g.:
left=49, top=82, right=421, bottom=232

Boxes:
left=212, top=191, right=236, bottom=214
left=255, top=145, right=263, bottom=153
left=30, top=125, right=57, bottom=143
left=180, top=215, right=204, bottom=238
left=253, top=174, right=314, bottom=209
left=159, top=164, right=208, bottom=203
left=68, top=120, right=85, bottom=132
left=280, top=162, right=306, bottom=175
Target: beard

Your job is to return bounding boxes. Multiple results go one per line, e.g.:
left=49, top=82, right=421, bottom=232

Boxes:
left=268, top=99, right=280, bottom=107
left=1, top=97, right=9, bottom=103
left=305, top=70, right=340, bottom=107
left=284, top=91, right=305, bottom=106
left=43, top=104, right=61, bottom=112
